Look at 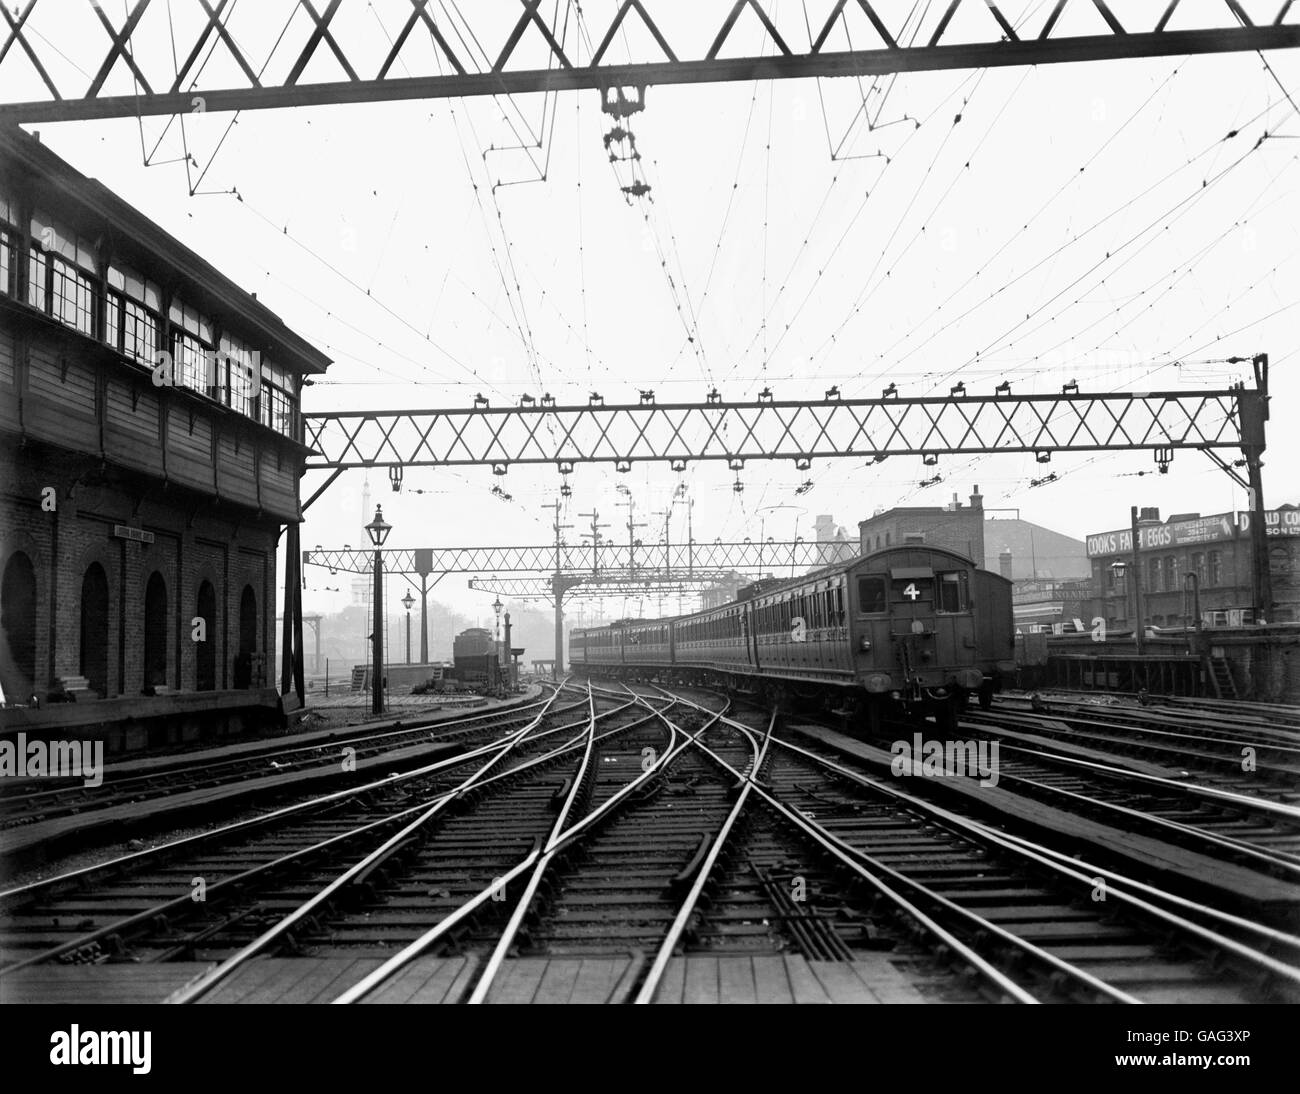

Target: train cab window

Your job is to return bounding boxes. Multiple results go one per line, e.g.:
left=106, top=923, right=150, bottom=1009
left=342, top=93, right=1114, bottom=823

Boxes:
left=936, top=571, right=969, bottom=612
left=857, top=576, right=887, bottom=613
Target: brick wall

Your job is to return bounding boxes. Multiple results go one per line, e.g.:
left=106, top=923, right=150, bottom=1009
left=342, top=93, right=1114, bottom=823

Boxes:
left=860, top=507, right=985, bottom=565
left=0, top=443, right=278, bottom=700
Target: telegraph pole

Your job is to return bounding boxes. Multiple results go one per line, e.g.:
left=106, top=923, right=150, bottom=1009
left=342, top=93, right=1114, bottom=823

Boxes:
left=579, top=509, right=608, bottom=575
left=617, top=487, right=647, bottom=578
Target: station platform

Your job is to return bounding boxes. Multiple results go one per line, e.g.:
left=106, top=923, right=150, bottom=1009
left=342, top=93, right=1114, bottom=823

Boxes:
left=0, top=689, right=285, bottom=754
left=95, top=684, right=542, bottom=779
left=0, top=953, right=927, bottom=1004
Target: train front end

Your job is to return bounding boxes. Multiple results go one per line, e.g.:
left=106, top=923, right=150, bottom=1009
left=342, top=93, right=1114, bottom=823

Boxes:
left=849, top=547, right=1010, bottom=723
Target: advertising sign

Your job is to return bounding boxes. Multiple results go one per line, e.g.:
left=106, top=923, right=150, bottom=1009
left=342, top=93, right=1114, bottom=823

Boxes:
left=1086, top=513, right=1236, bottom=557
left=1238, top=509, right=1300, bottom=537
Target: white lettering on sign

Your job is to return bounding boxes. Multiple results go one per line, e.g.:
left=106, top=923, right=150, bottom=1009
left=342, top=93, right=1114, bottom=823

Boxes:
left=903, top=582, right=920, bottom=601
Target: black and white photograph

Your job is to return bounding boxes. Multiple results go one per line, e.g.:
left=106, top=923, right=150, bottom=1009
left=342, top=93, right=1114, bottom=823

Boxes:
left=0, top=0, right=1297, bottom=1071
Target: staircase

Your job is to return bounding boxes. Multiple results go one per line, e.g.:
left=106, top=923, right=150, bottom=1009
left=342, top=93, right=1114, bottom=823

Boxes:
left=1207, top=656, right=1238, bottom=700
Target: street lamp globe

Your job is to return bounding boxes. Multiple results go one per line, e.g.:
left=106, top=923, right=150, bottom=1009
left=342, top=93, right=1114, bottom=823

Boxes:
left=365, top=505, right=391, bottom=548
left=401, top=591, right=415, bottom=612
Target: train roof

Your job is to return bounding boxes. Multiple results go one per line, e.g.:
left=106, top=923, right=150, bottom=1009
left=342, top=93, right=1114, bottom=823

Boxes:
left=569, top=545, right=983, bottom=633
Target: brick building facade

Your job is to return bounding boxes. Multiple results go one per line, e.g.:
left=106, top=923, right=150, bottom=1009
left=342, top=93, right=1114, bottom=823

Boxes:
left=858, top=488, right=986, bottom=565
left=1084, top=506, right=1300, bottom=627
left=0, top=128, right=329, bottom=704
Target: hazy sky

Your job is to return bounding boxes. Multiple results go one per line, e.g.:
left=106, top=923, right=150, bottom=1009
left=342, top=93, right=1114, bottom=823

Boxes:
left=7, top=1, right=1298, bottom=621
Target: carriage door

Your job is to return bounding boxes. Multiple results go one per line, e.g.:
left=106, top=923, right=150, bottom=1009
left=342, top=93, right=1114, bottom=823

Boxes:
left=889, top=566, right=937, bottom=676
left=933, top=569, right=971, bottom=667
left=853, top=574, right=891, bottom=672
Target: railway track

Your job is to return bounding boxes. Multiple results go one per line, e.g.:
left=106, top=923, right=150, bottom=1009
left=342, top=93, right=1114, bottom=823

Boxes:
left=986, top=697, right=1300, bottom=796
left=0, top=689, right=567, bottom=833
left=1003, top=690, right=1300, bottom=731
left=0, top=684, right=620, bottom=969
left=788, top=707, right=1300, bottom=896
left=5, top=678, right=1298, bottom=1004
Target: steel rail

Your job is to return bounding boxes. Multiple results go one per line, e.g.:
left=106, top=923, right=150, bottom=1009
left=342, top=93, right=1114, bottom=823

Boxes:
left=765, top=730, right=1300, bottom=990
left=658, top=698, right=1055, bottom=1004
left=168, top=685, right=574, bottom=1003
left=0, top=685, right=571, bottom=904
left=986, top=761, right=1300, bottom=879
left=332, top=692, right=696, bottom=1003
left=0, top=694, right=568, bottom=816
left=633, top=709, right=774, bottom=1004
left=968, top=707, right=1300, bottom=761
left=971, top=742, right=1300, bottom=822
left=983, top=827, right=1300, bottom=963
left=467, top=685, right=602, bottom=1004
left=465, top=685, right=694, bottom=1003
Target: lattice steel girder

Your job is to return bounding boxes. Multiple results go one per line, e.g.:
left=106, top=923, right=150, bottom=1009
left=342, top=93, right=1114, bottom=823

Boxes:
left=303, top=387, right=1255, bottom=470
left=468, top=576, right=714, bottom=600
left=1, top=1, right=1297, bottom=123
left=305, top=539, right=858, bottom=575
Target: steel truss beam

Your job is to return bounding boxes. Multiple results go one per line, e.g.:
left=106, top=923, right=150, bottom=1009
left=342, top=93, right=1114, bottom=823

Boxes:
left=1, top=1, right=1296, bottom=123
left=304, top=539, right=858, bottom=576
left=304, top=385, right=1257, bottom=470
left=468, top=575, right=718, bottom=600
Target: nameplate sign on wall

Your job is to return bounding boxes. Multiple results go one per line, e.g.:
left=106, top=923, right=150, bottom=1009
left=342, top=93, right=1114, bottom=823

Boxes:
left=113, top=525, right=156, bottom=544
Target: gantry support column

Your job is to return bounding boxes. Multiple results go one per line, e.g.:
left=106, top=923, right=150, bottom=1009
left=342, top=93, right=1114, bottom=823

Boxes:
left=1240, top=355, right=1273, bottom=623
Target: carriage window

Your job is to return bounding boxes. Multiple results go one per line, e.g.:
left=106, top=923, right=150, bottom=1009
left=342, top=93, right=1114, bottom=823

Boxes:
left=857, top=577, right=887, bottom=613
left=936, top=571, right=969, bottom=612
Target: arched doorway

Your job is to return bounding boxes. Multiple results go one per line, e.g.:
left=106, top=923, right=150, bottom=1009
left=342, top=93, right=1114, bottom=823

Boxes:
left=195, top=580, right=217, bottom=691
left=0, top=552, right=37, bottom=699
left=80, top=563, right=110, bottom=697
left=235, top=585, right=257, bottom=688
left=239, top=586, right=257, bottom=654
left=143, top=572, right=168, bottom=689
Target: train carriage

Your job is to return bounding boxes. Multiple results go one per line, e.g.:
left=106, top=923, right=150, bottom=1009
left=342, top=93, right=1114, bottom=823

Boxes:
left=570, top=545, right=1014, bottom=730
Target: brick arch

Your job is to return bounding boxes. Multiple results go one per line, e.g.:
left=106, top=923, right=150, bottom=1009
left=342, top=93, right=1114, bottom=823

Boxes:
left=0, top=531, right=48, bottom=700
left=79, top=562, right=111, bottom=697
left=194, top=570, right=220, bottom=692
left=1, top=551, right=38, bottom=700
left=143, top=570, right=168, bottom=690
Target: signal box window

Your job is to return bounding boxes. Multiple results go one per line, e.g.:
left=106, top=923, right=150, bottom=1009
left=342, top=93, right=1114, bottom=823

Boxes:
left=857, top=576, right=887, bottom=613
left=936, top=571, right=969, bottom=612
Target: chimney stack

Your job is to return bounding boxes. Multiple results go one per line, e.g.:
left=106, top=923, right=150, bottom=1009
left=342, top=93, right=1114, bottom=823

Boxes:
left=999, top=548, right=1013, bottom=580
left=970, top=485, right=984, bottom=511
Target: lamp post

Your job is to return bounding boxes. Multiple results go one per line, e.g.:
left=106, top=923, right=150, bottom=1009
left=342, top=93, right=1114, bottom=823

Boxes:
left=402, top=590, right=414, bottom=665
left=1111, top=559, right=1143, bottom=652
left=365, top=505, right=391, bottom=715
left=492, top=596, right=503, bottom=690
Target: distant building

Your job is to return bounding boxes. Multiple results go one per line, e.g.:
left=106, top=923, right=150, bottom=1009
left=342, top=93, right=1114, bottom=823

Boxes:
left=858, top=487, right=986, bottom=565
left=700, top=572, right=750, bottom=609
left=985, top=516, right=1090, bottom=582
left=1081, top=505, right=1300, bottom=627
left=813, top=513, right=850, bottom=566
